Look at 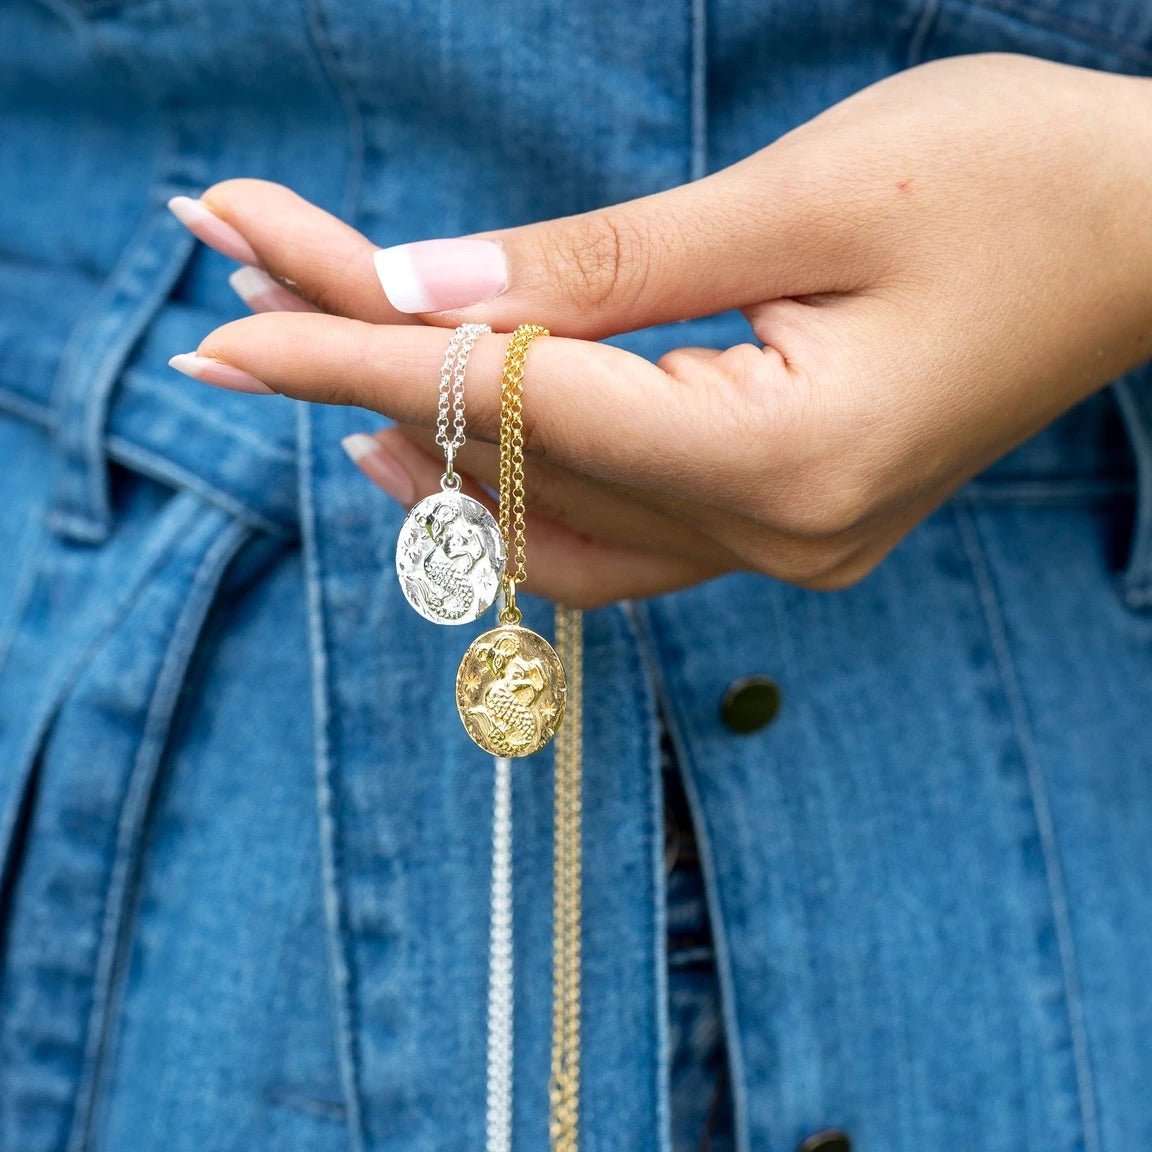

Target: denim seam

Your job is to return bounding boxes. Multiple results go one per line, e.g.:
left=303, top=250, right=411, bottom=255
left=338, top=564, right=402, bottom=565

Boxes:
left=304, top=0, right=367, bottom=226
left=66, top=512, right=251, bottom=1152
left=123, top=372, right=297, bottom=462
left=621, top=599, right=673, bottom=1152
left=906, top=0, right=942, bottom=66
left=955, top=502, right=1102, bottom=1152
left=956, top=479, right=1137, bottom=505
left=106, top=435, right=295, bottom=540
left=48, top=168, right=197, bottom=540
left=1, top=380, right=297, bottom=474
left=943, top=0, right=1152, bottom=68
left=688, top=0, right=707, bottom=183
left=0, top=388, right=54, bottom=428
left=0, top=502, right=49, bottom=681
left=0, top=492, right=204, bottom=903
left=299, top=403, right=367, bottom=1152
left=1111, top=377, right=1152, bottom=602
left=632, top=601, right=751, bottom=1152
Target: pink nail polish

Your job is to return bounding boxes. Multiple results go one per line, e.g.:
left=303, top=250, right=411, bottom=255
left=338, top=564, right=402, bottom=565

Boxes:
left=168, top=353, right=275, bottom=394
left=168, top=196, right=260, bottom=266
left=373, top=238, right=508, bottom=314
left=229, top=266, right=318, bottom=313
left=341, top=433, right=416, bottom=504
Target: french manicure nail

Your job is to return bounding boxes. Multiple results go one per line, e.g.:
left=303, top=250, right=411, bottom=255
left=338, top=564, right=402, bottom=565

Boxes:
left=168, top=196, right=260, bottom=266
left=341, top=433, right=416, bottom=504
left=229, top=266, right=318, bottom=313
left=168, top=353, right=275, bottom=394
left=373, top=238, right=508, bottom=314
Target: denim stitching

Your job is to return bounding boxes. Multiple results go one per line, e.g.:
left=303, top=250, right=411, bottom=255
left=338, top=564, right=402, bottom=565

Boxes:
left=955, top=502, right=1102, bottom=1152
left=299, top=404, right=367, bottom=1152
left=689, top=0, right=708, bottom=184
left=123, top=373, right=297, bottom=463
left=49, top=191, right=197, bottom=540
left=0, top=492, right=203, bottom=902
left=294, top=13, right=368, bottom=1144
left=106, top=436, right=295, bottom=540
left=305, top=0, right=367, bottom=227
left=633, top=602, right=752, bottom=1152
left=1111, top=377, right=1152, bottom=600
left=0, top=388, right=54, bottom=429
left=621, top=599, right=673, bottom=1152
left=66, top=511, right=251, bottom=1152
left=957, top=479, right=1136, bottom=504
left=0, top=502, right=48, bottom=681
left=0, top=407, right=296, bottom=539
left=944, top=0, right=1152, bottom=69
left=906, top=0, right=942, bottom=67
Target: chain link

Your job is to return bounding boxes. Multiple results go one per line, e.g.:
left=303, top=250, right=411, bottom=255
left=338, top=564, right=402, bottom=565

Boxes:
left=550, top=605, right=583, bottom=1152
left=436, top=322, right=491, bottom=473
left=491, top=323, right=583, bottom=1151
left=498, top=324, right=548, bottom=621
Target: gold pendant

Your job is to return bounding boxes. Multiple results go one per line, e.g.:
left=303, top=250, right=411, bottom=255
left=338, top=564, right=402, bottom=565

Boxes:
left=457, top=623, right=567, bottom=757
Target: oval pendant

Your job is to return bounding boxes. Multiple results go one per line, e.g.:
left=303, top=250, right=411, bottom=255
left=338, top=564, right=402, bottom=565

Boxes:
left=395, top=491, right=506, bottom=625
left=457, top=625, right=568, bottom=757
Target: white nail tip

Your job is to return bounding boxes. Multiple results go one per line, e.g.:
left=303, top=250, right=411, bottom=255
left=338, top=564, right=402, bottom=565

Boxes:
left=373, top=246, right=429, bottom=314
left=229, top=265, right=278, bottom=302
left=341, top=433, right=382, bottom=462
left=168, top=353, right=206, bottom=375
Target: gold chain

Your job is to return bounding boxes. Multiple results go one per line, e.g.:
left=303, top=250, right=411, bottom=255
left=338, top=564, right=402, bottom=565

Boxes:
left=550, top=605, right=583, bottom=1152
left=498, top=324, right=548, bottom=624
left=495, top=323, right=582, bottom=1150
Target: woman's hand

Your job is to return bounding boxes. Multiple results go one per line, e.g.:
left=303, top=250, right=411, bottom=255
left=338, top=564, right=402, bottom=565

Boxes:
left=172, top=53, right=1152, bottom=608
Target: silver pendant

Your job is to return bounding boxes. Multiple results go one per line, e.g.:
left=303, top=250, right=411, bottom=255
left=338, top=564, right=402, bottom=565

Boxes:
left=395, top=485, right=505, bottom=625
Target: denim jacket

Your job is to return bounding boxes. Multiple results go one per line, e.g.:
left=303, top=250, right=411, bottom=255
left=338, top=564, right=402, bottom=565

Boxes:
left=1, top=1, right=1151, bottom=1149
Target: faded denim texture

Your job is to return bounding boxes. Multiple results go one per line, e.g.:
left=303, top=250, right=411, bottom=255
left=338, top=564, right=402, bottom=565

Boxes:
left=1, top=0, right=1151, bottom=1149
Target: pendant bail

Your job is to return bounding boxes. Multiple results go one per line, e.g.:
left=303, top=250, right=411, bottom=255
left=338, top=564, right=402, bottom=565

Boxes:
left=499, top=576, right=522, bottom=626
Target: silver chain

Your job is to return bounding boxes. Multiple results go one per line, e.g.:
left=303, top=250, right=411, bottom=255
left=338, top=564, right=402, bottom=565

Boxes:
left=486, top=755, right=514, bottom=1152
left=436, top=322, right=491, bottom=481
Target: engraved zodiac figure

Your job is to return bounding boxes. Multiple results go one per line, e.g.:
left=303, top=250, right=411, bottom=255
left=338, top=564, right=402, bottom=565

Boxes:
left=403, top=498, right=489, bottom=621
left=466, top=632, right=551, bottom=755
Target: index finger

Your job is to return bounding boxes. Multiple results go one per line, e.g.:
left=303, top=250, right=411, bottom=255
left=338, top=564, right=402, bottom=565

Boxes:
left=189, top=311, right=792, bottom=503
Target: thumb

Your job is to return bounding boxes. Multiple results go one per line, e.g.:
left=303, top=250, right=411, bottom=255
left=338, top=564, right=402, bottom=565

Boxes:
left=372, top=152, right=854, bottom=340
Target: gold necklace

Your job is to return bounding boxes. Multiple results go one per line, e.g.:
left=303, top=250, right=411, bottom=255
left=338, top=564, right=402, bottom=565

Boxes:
left=454, top=323, right=583, bottom=1151
left=550, top=603, right=583, bottom=1152
left=455, top=325, right=567, bottom=758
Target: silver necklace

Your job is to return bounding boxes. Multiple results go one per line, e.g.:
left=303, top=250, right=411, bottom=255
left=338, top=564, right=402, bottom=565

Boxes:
left=395, top=322, right=505, bottom=625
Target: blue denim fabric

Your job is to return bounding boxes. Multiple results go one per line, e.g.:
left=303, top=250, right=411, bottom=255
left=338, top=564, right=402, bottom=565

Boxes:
left=1, top=1, right=1151, bottom=1150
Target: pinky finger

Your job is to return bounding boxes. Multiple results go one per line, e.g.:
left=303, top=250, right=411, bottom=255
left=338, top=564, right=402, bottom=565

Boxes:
left=341, top=426, right=724, bottom=608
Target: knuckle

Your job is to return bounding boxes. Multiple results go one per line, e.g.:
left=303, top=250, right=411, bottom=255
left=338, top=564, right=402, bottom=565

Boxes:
left=739, top=534, right=857, bottom=588
left=546, top=211, right=652, bottom=313
left=771, top=474, right=873, bottom=539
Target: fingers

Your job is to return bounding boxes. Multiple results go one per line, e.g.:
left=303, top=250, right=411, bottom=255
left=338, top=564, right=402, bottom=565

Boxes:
left=392, top=425, right=745, bottom=569
left=345, top=427, right=722, bottom=607
left=180, top=180, right=417, bottom=323
left=183, top=312, right=794, bottom=504
left=184, top=134, right=879, bottom=342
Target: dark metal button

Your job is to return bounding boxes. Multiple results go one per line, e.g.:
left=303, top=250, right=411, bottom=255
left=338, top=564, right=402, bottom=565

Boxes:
left=720, top=675, right=782, bottom=734
left=797, top=1129, right=852, bottom=1152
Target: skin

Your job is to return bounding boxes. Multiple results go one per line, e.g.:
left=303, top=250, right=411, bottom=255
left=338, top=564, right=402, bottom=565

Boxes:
left=186, top=53, right=1152, bottom=609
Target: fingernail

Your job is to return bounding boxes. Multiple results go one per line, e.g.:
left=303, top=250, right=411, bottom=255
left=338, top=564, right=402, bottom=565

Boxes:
left=168, top=196, right=260, bottom=266
left=168, top=353, right=275, bottom=394
left=229, top=266, right=318, bottom=313
left=373, top=238, right=508, bottom=313
left=341, top=433, right=416, bottom=504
